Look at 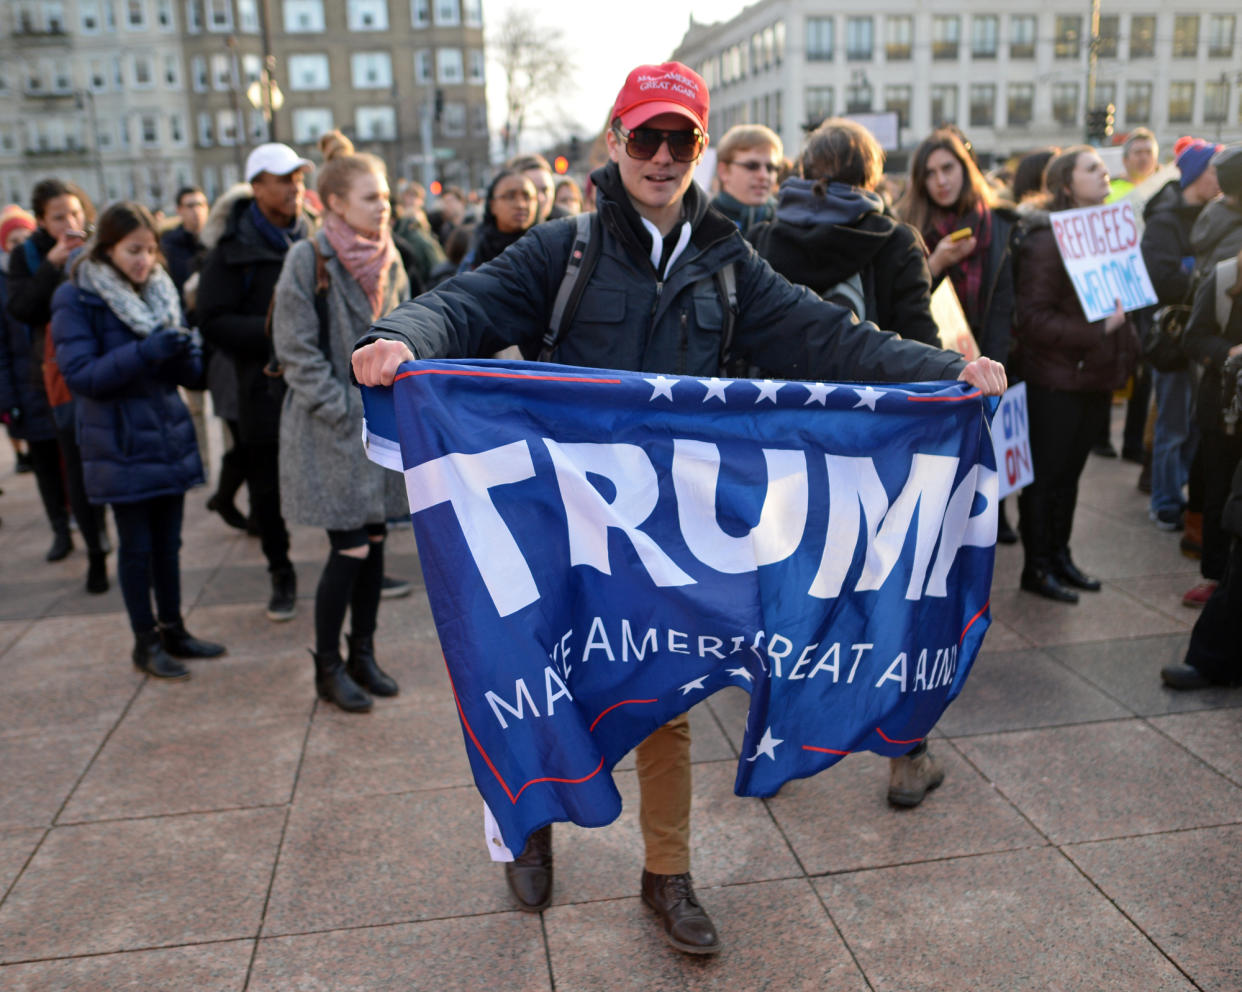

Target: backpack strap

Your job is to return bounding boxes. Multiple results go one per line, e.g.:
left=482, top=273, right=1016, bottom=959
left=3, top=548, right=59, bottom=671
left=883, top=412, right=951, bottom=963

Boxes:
left=264, top=240, right=334, bottom=380
left=713, top=262, right=738, bottom=372
left=1216, top=256, right=1239, bottom=330
left=541, top=212, right=598, bottom=362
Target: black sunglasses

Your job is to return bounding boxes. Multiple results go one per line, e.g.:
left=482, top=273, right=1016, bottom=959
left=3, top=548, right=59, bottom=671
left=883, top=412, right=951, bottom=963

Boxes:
left=728, top=159, right=779, bottom=174
left=614, top=125, right=706, bottom=163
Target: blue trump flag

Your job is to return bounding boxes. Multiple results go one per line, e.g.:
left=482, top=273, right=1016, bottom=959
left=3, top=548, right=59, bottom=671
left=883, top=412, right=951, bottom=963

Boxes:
left=361, top=358, right=998, bottom=856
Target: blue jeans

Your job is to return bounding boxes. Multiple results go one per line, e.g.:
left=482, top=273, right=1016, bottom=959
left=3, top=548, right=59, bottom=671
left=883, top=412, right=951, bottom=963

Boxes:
left=1150, top=368, right=1197, bottom=516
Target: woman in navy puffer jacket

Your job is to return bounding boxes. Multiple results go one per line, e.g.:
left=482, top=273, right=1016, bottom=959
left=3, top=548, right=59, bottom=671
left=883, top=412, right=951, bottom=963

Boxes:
left=51, top=202, right=225, bottom=680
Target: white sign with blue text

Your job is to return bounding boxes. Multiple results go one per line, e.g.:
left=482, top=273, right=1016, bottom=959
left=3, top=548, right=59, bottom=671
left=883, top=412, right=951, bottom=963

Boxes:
left=1050, top=201, right=1158, bottom=323
left=991, top=383, right=1033, bottom=499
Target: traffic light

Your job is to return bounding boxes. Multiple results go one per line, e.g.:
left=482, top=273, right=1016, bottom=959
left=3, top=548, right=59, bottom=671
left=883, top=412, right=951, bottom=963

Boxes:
left=568, top=135, right=581, bottom=163
left=553, top=155, right=569, bottom=174
left=1086, top=103, right=1115, bottom=144
left=434, top=88, right=444, bottom=122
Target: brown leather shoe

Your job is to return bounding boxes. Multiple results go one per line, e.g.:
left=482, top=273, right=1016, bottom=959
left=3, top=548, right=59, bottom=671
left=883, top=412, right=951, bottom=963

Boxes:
left=641, top=870, right=721, bottom=955
left=504, top=825, right=552, bottom=911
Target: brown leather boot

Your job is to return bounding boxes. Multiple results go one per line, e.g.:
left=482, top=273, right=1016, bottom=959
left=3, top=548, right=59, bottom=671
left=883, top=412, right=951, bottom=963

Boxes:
left=504, top=824, right=552, bottom=911
left=641, top=870, right=721, bottom=954
left=1181, top=511, right=1203, bottom=559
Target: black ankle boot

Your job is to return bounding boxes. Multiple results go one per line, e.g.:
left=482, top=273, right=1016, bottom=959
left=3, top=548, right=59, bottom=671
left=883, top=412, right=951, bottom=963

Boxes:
left=133, top=629, right=190, bottom=680
left=505, top=825, right=553, bottom=911
left=312, top=650, right=372, bottom=712
left=345, top=633, right=399, bottom=697
left=86, top=551, right=109, bottom=594
left=1052, top=550, right=1101, bottom=591
left=1020, top=566, right=1079, bottom=603
left=160, top=619, right=226, bottom=658
left=206, top=493, right=249, bottom=531
left=46, top=529, right=73, bottom=562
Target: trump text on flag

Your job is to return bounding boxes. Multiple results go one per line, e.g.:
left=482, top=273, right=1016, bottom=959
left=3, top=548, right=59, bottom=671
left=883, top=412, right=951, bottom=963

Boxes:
left=1049, top=200, right=1158, bottom=323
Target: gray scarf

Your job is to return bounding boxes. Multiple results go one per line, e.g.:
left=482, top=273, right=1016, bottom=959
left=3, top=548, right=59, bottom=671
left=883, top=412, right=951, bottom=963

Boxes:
left=76, top=257, right=182, bottom=338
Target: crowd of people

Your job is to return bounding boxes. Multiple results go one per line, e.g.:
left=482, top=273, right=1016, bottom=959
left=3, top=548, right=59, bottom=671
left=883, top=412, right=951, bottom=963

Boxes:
left=1, top=54, right=1239, bottom=957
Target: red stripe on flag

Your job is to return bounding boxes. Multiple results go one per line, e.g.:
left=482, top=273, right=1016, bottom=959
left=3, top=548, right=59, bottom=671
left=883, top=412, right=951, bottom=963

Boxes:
left=589, top=698, right=658, bottom=732
left=394, top=368, right=621, bottom=384
left=875, top=727, right=925, bottom=745
left=512, top=757, right=608, bottom=802
left=906, top=389, right=982, bottom=403
left=802, top=745, right=851, bottom=755
left=960, top=600, right=990, bottom=644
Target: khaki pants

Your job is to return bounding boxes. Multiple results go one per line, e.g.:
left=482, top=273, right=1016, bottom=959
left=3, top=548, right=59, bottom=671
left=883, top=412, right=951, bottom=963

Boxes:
left=635, top=712, right=691, bottom=875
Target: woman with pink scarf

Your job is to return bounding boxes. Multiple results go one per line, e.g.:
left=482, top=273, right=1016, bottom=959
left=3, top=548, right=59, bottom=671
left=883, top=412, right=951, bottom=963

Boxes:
left=272, top=131, right=410, bottom=713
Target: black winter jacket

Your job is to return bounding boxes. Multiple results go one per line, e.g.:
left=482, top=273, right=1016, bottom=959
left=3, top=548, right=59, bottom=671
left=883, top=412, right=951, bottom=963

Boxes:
left=197, top=196, right=306, bottom=443
left=362, top=167, right=965, bottom=386
left=160, top=225, right=206, bottom=300
left=748, top=179, right=940, bottom=347
left=0, top=261, right=56, bottom=442
left=1141, top=181, right=1206, bottom=306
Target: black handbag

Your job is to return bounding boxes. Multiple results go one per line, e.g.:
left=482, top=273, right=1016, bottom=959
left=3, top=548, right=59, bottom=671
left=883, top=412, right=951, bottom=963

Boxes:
left=1142, top=303, right=1190, bottom=372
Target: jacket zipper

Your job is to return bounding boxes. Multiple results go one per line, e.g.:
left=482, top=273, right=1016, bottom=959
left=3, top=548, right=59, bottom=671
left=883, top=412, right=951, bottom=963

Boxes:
left=677, top=311, right=689, bottom=374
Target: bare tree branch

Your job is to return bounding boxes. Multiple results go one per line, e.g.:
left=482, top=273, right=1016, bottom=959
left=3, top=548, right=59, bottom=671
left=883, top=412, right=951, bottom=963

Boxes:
left=489, top=7, right=574, bottom=158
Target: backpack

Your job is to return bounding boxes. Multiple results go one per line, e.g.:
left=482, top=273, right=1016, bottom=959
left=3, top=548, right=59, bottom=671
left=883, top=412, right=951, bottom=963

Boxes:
left=540, top=212, right=739, bottom=372
left=821, top=271, right=869, bottom=323
left=263, top=240, right=333, bottom=400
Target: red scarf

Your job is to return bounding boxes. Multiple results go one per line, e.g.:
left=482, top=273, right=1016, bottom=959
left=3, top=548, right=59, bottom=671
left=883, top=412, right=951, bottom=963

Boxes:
left=322, top=212, right=397, bottom=319
left=928, top=205, right=993, bottom=332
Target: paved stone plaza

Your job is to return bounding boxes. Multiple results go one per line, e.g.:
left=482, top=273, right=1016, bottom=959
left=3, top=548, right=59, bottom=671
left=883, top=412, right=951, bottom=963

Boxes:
left=0, top=422, right=1239, bottom=991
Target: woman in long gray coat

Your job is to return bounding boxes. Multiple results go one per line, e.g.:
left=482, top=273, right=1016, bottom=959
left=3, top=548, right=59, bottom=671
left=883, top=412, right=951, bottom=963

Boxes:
left=272, top=131, right=409, bottom=713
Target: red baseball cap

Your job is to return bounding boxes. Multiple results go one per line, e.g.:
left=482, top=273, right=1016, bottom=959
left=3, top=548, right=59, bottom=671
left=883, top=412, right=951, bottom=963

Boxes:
left=610, top=62, right=710, bottom=134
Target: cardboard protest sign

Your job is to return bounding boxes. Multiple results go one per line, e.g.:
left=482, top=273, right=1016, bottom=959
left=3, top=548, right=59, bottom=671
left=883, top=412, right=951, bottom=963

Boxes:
left=991, top=383, right=1033, bottom=499
left=1050, top=201, right=1158, bottom=323
left=930, top=279, right=981, bottom=361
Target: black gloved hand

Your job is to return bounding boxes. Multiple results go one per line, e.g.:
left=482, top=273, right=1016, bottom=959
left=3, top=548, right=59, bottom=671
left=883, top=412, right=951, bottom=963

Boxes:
left=138, top=329, right=189, bottom=365
left=1, top=406, right=20, bottom=427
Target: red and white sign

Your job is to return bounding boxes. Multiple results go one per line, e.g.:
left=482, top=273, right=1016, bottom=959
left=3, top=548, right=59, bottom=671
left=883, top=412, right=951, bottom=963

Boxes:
left=992, top=383, right=1033, bottom=499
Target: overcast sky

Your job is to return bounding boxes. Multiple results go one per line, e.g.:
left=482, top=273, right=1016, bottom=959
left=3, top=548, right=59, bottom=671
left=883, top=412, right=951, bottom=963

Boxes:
left=483, top=0, right=751, bottom=151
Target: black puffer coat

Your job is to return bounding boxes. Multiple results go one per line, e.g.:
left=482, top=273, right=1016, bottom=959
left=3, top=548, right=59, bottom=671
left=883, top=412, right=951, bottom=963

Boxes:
left=1141, top=181, right=1207, bottom=306
left=362, top=164, right=965, bottom=385
left=197, top=197, right=306, bottom=443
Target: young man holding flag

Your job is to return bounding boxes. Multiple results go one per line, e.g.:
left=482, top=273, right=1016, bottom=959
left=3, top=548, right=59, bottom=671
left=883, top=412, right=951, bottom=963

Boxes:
left=352, top=61, right=1006, bottom=955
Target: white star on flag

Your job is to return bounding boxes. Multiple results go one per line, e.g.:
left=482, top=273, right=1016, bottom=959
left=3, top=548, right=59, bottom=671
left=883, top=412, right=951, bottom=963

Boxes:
left=852, top=385, right=884, bottom=410
left=804, top=382, right=835, bottom=406
left=727, top=666, right=753, bottom=682
left=699, top=377, right=729, bottom=403
left=754, top=379, right=785, bottom=403
left=645, top=375, right=677, bottom=401
left=679, top=676, right=709, bottom=695
left=746, top=726, right=784, bottom=761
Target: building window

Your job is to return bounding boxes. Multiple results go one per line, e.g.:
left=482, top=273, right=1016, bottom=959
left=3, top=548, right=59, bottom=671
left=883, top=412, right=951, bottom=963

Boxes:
left=288, top=53, right=330, bottom=90
left=197, top=111, right=213, bottom=146
left=191, top=55, right=208, bottom=91
left=1172, top=15, right=1199, bottom=58
left=932, top=16, right=960, bottom=61
left=884, top=84, right=910, bottom=127
left=437, top=47, right=463, bottom=84
left=805, top=86, right=833, bottom=124
left=205, top=0, right=230, bottom=30
left=845, top=17, right=872, bottom=61
left=249, top=109, right=268, bottom=141
left=217, top=108, right=238, bottom=145
left=414, top=49, right=432, bottom=84
left=129, top=54, right=152, bottom=87
left=885, top=16, right=911, bottom=60
left=463, top=0, right=480, bottom=27
left=292, top=107, right=333, bottom=142
left=471, top=102, right=487, bottom=136
left=1204, top=80, right=1229, bottom=122
left=185, top=0, right=201, bottom=32
left=113, top=55, right=125, bottom=86
left=1055, top=16, right=1081, bottom=59
left=1129, top=15, right=1155, bottom=58
left=971, top=15, right=997, bottom=59
left=845, top=78, right=872, bottom=113
left=211, top=53, right=232, bottom=90
left=1010, top=15, right=1036, bottom=59
left=1125, top=81, right=1152, bottom=124
left=241, top=53, right=261, bottom=84
left=1007, top=83, right=1034, bottom=125
left=351, top=51, right=392, bottom=88
left=930, top=85, right=958, bottom=125
left=806, top=17, right=833, bottom=61
left=169, top=111, right=185, bottom=143
left=284, top=0, right=324, bottom=32
left=440, top=101, right=466, bottom=137
left=1208, top=15, right=1235, bottom=58
left=1052, top=82, right=1079, bottom=125
left=468, top=49, right=485, bottom=84
left=1092, top=81, right=1116, bottom=113
left=348, top=0, right=387, bottom=31
left=53, top=63, right=72, bottom=92
left=126, top=0, right=146, bottom=29
left=81, top=0, right=101, bottom=32
left=1096, top=15, right=1119, bottom=58
left=434, top=0, right=458, bottom=26
left=237, top=0, right=259, bottom=31
left=411, top=0, right=429, bottom=27
left=89, top=58, right=108, bottom=90
left=140, top=113, right=158, bottom=145
left=355, top=105, right=396, bottom=140
left=969, top=83, right=995, bottom=127
left=1168, top=82, right=1194, bottom=122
